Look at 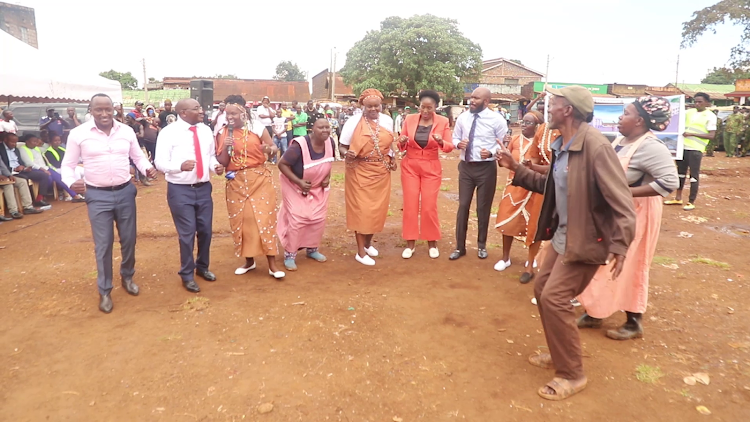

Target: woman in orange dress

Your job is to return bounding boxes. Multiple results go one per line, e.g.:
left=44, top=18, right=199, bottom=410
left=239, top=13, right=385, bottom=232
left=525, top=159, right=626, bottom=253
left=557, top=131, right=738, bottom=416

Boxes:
left=338, top=89, right=396, bottom=266
left=397, top=89, right=453, bottom=259
left=494, top=111, right=544, bottom=282
left=216, top=95, right=285, bottom=279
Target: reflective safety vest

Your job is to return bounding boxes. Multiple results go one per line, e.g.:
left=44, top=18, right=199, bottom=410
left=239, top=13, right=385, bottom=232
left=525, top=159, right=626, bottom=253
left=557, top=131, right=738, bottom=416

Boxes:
left=46, top=146, right=65, bottom=163
left=684, top=108, right=715, bottom=153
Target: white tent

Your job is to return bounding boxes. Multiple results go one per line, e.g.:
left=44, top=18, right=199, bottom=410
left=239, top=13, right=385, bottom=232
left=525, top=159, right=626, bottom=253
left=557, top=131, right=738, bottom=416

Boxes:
left=0, top=31, right=122, bottom=103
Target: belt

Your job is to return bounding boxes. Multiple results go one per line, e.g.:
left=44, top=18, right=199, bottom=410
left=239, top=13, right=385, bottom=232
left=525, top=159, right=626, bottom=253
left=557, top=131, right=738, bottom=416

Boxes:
left=86, top=182, right=131, bottom=191
left=169, top=181, right=209, bottom=189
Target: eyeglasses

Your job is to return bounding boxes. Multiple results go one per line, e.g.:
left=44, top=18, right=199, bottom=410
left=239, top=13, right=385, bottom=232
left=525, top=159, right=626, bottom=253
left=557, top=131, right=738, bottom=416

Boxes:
left=520, top=120, right=538, bottom=127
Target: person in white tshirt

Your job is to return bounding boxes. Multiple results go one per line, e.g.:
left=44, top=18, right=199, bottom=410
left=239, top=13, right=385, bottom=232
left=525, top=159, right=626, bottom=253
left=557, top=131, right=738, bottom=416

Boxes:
left=211, top=102, right=227, bottom=136
left=0, top=110, right=18, bottom=133
left=271, top=114, right=288, bottom=164
left=256, top=96, right=276, bottom=141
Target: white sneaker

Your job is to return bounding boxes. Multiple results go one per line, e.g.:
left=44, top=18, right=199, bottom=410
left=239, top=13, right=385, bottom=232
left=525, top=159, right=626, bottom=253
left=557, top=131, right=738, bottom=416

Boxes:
left=493, top=259, right=511, bottom=271
left=429, top=247, right=440, bottom=259
left=234, top=262, right=256, bottom=275
left=365, top=246, right=379, bottom=257
left=531, top=297, right=538, bottom=305
left=402, top=248, right=415, bottom=259
left=525, top=260, right=538, bottom=269
left=356, top=254, right=376, bottom=266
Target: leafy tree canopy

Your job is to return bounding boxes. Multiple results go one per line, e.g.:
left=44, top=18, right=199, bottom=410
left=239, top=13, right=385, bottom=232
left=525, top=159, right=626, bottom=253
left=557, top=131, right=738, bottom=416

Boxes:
left=340, top=14, right=482, bottom=102
left=701, top=66, right=750, bottom=84
left=273, top=61, right=307, bottom=81
left=99, top=70, right=138, bottom=90
left=682, top=0, right=750, bottom=67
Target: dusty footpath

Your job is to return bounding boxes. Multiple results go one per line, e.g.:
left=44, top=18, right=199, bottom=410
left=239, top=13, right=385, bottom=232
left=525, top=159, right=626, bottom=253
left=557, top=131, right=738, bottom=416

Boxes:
left=0, top=155, right=749, bottom=421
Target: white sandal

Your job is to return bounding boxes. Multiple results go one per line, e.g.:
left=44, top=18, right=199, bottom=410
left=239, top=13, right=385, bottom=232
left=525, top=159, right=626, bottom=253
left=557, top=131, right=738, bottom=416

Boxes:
left=402, top=248, right=415, bottom=259
left=429, top=247, right=440, bottom=259
left=235, top=262, right=256, bottom=275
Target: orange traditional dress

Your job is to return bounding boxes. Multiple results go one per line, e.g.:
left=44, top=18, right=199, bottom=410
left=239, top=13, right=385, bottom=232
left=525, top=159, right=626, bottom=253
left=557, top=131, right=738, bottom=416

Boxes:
left=494, top=133, right=536, bottom=237
left=340, top=114, right=395, bottom=233
left=515, top=123, right=559, bottom=246
left=217, top=122, right=278, bottom=258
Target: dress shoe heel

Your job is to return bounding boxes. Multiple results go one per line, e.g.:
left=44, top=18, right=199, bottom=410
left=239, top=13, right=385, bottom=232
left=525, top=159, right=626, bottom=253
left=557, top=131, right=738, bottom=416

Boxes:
left=196, top=270, right=216, bottom=282
left=182, top=279, right=201, bottom=293
left=121, top=277, right=140, bottom=296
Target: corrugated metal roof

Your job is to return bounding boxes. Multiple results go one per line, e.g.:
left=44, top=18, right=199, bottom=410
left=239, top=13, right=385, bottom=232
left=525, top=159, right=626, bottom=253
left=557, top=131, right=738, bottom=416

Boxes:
left=674, top=83, right=735, bottom=94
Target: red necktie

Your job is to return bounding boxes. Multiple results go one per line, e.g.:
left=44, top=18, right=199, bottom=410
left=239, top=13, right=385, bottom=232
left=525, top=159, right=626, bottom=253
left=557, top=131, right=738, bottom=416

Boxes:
left=189, top=126, right=204, bottom=179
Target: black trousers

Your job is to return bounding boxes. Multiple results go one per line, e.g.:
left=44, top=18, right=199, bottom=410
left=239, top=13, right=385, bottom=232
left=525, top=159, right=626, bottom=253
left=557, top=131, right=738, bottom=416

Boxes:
left=676, top=149, right=702, bottom=204
left=167, top=182, right=214, bottom=281
left=455, top=160, right=497, bottom=250
left=17, top=170, right=49, bottom=200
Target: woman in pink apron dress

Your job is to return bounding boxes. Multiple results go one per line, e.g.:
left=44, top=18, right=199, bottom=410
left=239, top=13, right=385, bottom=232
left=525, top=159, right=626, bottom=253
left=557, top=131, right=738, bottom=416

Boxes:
left=277, top=118, right=336, bottom=271
left=577, top=96, right=679, bottom=340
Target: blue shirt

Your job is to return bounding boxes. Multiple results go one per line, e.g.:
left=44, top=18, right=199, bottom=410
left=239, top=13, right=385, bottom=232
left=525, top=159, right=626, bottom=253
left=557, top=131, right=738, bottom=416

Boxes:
left=550, top=136, right=574, bottom=255
left=40, top=116, right=66, bottom=138
left=452, top=107, right=508, bottom=162
left=4, top=144, right=21, bottom=169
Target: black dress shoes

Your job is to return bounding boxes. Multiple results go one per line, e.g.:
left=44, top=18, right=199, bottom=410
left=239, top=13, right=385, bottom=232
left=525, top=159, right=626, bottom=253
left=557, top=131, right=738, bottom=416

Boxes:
left=477, top=248, right=489, bottom=259
left=121, top=277, right=140, bottom=296
left=449, top=250, right=466, bottom=260
left=182, top=279, right=201, bottom=293
left=99, top=293, right=113, bottom=313
left=196, top=269, right=216, bottom=282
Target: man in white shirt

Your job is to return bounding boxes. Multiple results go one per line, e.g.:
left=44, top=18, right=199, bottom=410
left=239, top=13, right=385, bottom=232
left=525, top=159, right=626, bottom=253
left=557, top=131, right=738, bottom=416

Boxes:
left=0, top=110, right=18, bottom=133
left=256, top=96, right=276, bottom=141
left=271, top=113, right=288, bottom=164
left=394, top=108, right=405, bottom=135
left=449, top=87, right=508, bottom=261
left=211, top=102, right=227, bottom=136
left=155, top=99, right=224, bottom=293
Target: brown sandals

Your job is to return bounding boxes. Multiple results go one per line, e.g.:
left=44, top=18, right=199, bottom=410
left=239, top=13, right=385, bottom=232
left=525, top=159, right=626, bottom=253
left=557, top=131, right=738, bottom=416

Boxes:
left=537, top=377, right=588, bottom=401
left=528, top=353, right=554, bottom=369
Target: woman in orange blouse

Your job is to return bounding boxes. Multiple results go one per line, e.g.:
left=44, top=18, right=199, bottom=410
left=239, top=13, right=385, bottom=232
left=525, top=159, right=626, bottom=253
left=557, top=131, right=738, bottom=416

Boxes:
left=397, top=90, right=453, bottom=259
left=216, top=95, right=285, bottom=279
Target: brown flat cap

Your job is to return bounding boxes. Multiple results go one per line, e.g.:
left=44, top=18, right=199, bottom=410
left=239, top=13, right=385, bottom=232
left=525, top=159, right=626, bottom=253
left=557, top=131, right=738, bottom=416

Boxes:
left=547, top=85, right=594, bottom=115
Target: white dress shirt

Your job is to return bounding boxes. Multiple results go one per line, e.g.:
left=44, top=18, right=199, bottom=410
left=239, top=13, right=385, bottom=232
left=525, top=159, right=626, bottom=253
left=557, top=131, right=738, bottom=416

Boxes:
left=212, top=111, right=227, bottom=136
left=452, top=107, right=508, bottom=162
left=256, top=105, right=274, bottom=126
left=154, top=117, right=219, bottom=184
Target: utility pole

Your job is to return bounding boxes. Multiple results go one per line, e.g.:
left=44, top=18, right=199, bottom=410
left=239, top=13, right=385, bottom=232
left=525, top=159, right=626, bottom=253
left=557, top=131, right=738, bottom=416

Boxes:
left=544, top=54, right=550, bottom=89
left=142, top=58, right=149, bottom=104
left=331, top=47, right=337, bottom=102
left=675, top=55, right=680, bottom=87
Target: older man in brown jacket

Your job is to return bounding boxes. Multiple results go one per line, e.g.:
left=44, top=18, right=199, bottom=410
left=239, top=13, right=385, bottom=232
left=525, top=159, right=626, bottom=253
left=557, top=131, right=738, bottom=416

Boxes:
left=497, top=85, right=636, bottom=401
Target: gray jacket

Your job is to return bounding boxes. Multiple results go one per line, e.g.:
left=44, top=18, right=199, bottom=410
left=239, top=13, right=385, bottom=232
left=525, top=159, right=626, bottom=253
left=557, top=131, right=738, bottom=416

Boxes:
left=0, top=157, right=11, bottom=177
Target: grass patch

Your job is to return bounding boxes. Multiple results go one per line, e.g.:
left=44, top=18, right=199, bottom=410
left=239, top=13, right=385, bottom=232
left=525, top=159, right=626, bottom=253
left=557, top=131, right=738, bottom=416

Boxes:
left=691, top=257, right=731, bottom=270
left=496, top=185, right=506, bottom=191
left=735, top=212, right=749, bottom=219
left=84, top=270, right=97, bottom=279
left=635, top=364, right=663, bottom=384
left=440, top=186, right=450, bottom=192
left=652, top=256, right=675, bottom=266
left=488, top=243, right=502, bottom=249
left=387, top=210, right=393, bottom=217
left=183, top=297, right=210, bottom=311
left=491, top=206, right=499, bottom=214
left=330, top=173, right=345, bottom=184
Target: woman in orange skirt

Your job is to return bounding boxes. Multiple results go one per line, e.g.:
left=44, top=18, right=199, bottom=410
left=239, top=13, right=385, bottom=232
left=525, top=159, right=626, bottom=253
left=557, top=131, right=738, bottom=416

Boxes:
left=494, top=111, right=544, bottom=283
left=216, top=95, right=285, bottom=279
left=339, top=89, right=396, bottom=266
left=397, top=89, right=453, bottom=259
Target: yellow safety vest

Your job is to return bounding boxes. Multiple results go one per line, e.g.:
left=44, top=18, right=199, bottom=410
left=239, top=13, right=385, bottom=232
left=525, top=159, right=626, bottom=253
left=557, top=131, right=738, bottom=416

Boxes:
left=20, top=145, right=49, bottom=168
left=46, top=146, right=65, bottom=164
left=684, top=108, right=714, bottom=153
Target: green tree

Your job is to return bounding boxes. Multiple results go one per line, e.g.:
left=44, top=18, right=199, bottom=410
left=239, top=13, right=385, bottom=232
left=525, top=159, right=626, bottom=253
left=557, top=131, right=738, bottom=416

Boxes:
left=99, top=70, right=138, bottom=89
left=701, top=66, right=750, bottom=84
left=510, top=59, right=524, bottom=66
left=340, top=14, right=482, bottom=102
left=682, top=0, right=750, bottom=67
left=273, top=61, right=307, bottom=81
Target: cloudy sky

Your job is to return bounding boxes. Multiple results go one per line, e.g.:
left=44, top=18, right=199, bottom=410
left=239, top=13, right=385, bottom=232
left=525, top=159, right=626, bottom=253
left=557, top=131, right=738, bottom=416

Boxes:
left=9, top=0, right=744, bottom=88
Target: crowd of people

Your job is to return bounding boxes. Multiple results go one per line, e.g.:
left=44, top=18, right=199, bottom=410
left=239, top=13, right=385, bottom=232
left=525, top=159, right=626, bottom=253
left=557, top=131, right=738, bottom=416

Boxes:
left=0, top=83, right=725, bottom=402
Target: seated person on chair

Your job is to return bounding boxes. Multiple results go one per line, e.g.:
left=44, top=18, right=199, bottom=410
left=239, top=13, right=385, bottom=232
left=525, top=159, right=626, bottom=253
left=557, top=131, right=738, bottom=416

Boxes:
left=0, top=144, right=42, bottom=219
left=45, top=134, right=85, bottom=195
left=1, top=132, right=51, bottom=208
left=18, top=133, right=84, bottom=202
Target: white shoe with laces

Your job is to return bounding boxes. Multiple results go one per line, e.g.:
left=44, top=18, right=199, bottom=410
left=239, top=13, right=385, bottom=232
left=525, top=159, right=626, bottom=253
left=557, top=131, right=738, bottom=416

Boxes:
left=356, top=254, right=376, bottom=266
left=493, top=259, right=511, bottom=271
left=365, top=246, right=379, bottom=257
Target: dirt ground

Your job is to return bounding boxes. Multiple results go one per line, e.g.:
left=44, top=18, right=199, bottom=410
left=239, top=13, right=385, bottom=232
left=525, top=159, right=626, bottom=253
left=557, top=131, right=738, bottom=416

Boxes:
left=1, top=153, right=749, bottom=422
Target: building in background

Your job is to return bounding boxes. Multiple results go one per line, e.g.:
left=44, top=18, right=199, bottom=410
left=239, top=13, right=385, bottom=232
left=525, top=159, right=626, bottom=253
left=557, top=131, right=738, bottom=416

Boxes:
left=0, top=2, right=37, bottom=48
left=160, top=77, right=310, bottom=104
left=311, top=69, right=355, bottom=102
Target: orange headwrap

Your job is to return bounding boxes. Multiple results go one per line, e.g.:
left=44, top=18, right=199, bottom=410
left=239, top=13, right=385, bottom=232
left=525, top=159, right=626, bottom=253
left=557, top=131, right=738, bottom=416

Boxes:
left=359, top=88, right=384, bottom=104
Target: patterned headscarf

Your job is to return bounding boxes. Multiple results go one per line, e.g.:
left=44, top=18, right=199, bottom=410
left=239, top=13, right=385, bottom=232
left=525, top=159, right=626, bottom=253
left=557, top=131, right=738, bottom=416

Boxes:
left=633, top=96, right=671, bottom=132
left=359, top=88, right=384, bottom=104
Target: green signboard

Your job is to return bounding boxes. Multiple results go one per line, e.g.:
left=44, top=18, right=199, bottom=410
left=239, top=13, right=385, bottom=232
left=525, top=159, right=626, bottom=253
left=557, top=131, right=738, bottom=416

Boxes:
left=532, top=81, right=608, bottom=95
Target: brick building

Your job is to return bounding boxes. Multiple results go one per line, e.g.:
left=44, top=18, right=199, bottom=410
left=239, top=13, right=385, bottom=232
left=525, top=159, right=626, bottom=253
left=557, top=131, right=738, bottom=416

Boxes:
left=311, top=69, right=355, bottom=102
left=479, top=58, right=544, bottom=86
left=162, top=77, right=310, bottom=103
left=0, top=2, right=37, bottom=48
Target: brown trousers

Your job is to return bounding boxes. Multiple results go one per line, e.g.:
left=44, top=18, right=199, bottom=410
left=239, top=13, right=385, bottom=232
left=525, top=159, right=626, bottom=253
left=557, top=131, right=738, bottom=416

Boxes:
left=534, top=245, right=600, bottom=380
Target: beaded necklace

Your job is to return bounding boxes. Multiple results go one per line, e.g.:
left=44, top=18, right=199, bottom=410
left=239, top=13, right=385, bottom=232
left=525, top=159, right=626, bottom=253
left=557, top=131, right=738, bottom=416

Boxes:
left=363, top=116, right=394, bottom=171
left=539, top=126, right=553, bottom=165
